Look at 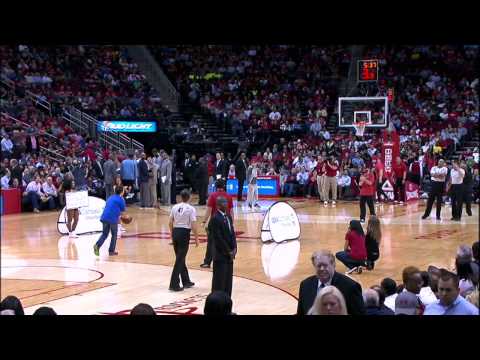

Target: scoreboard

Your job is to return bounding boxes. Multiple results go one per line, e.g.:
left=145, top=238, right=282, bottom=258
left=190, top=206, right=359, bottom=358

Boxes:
left=357, top=59, right=379, bottom=82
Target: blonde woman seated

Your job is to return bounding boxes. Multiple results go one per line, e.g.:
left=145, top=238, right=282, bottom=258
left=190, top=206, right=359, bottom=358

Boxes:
left=307, top=285, right=348, bottom=315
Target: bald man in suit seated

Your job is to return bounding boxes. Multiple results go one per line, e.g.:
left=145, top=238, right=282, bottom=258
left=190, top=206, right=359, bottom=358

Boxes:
left=297, top=250, right=366, bottom=315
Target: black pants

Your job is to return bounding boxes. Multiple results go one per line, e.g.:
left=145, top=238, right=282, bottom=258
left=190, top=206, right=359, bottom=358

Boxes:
left=360, top=195, right=375, bottom=221
left=198, top=181, right=208, bottom=205
left=237, top=178, right=245, bottom=201
left=450, top=184, right=464, bottom=220
left=460, top=188, right=473, bottom=217
left=212, top=260, right=233, bottom=297
left=170, top=228, right=192, bottom=288
left=376, top=181, right=389, bottom=201
left=394, top=178, right=405, bottom=202
left=203, top=229, right=213, bottom=265
left=423, top=181, right=445, bottom=218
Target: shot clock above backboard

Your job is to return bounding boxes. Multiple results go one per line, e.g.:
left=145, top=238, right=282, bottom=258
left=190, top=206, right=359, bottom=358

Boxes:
left=357, top=59, right=379, bottom=82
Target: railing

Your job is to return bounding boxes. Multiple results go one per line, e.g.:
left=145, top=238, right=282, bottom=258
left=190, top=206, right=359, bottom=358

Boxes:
left=1, top=73, right=144, bottom=153
left=1, top=112, right=66, bottom=162
left=125, top=45, right=180, bottom=111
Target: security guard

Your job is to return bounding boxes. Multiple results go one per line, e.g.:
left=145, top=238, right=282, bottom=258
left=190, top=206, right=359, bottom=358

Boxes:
left=422, top=159, right=448, bottom=220
left=168, top=189, right=199, bottom=291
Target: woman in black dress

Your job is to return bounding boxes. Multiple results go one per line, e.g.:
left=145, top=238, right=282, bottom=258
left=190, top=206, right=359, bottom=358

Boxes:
left=365, top=215, right=382, bottom=270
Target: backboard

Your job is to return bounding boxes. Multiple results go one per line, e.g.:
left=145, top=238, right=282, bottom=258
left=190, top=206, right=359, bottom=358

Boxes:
left=338, top=96, right=388, bottom=129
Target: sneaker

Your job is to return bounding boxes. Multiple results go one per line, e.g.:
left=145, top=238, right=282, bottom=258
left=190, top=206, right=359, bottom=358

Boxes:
left=109, top=251, right=119, bottom=256
left=399, top=201, right=404, bottom=205
left=436, top=217, right=441, bottom=220
left=200, top=263, right=210, bottom=268
left=33, top=208, right=40, bottom=213
left=346, top=267, right=358, bottom=275
left=356, top=267, right=363, bottom=274
left=254, top=203, right=261, bottom=208
left=332, top=201, right=336, bottom=206
left=324, top=201, right=328, bottom=206
left=360, top=218, right=365, bottom=223
left=421, top=215, right=428, bottom=220
left=394, top=200, right=399, bottom=204
left=93, top=244, right=99, bottom=256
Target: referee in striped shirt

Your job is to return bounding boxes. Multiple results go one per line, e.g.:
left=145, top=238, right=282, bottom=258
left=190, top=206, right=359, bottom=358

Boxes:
left=168, top=189, right=199, bottom=291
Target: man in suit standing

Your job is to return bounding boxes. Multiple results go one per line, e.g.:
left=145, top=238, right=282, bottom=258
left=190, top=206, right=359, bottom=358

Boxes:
left=185, top=154, right=199, bottom=193
left=215, top=152, right=227, bottom=180
left=103, top=154, right=117, bottom=200
left=196, top=156, right=209, bottom=206
left=297, top=250, right=366, bottom=315
left=147, top=156, right=159, bottom=208
left=160, top=152, right=172, bottom=206
left=92, top=158, right=104, bottom=180
left=235, top=152, right=248, bottom=202
left=208, top=196, right=237, bottom=297
left=138, top=152, right=150, bottom=208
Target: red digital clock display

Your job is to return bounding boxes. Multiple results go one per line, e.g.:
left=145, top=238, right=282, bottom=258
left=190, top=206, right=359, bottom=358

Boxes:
left=358, top=59, right=379, bottom=82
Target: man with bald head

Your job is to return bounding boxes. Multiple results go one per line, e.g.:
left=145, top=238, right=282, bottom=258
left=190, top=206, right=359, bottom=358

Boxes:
left=297, top=250, right=365, bottom=315
left=208, top=196, right=237, bottom=297
left=422, top=158, right=448, bottom=220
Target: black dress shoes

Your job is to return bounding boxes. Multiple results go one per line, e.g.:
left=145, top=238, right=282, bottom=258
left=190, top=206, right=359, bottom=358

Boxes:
left=169, top=286, right=184, bottom=292
left=183, top=282, right=195, bottom=288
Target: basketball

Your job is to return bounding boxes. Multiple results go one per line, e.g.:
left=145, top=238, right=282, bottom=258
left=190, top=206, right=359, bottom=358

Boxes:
left=121, top=215, right=133, bottom=224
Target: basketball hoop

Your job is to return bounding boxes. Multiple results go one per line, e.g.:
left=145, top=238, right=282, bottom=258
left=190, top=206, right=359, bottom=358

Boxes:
left=354, top=121, right=366, bottom=137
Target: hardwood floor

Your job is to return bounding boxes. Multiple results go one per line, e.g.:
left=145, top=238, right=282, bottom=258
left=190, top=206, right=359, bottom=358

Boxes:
left=1, top=197, right=478, bottom=314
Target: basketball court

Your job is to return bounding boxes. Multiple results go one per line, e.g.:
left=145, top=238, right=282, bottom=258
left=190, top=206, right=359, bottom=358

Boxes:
left=1, top=197, right=478, bottom=315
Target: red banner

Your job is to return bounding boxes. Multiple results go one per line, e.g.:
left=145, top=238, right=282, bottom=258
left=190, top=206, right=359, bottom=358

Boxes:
left=381, top=129, right=400, bottom=179
left=405, top=181, right=420, bottom=202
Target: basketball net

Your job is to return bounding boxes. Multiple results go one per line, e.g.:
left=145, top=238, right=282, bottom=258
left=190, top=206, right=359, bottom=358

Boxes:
left=354, top=121, right=366, bottom=137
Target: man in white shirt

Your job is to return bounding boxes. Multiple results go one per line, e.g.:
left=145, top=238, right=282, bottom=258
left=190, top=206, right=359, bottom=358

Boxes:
left=381, top=277, right=398, bottom=312
left=168, top=189, right=199, bottom=291
left=448, top=160, right=465, bottom=221
left=422, top=159, right=448, bottom=220
left=23, top=175, right=45, bottom=213
left=1, top=134, right=14, bottom=159
left=337, top=170, right=352, bottom=200
left=1, top=168, right=10, bottom=189
left=42, top=176, right=58, bottom=209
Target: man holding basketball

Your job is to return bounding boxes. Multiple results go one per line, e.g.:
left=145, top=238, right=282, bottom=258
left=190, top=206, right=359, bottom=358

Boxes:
left=94, top=186, right=127, bottom=256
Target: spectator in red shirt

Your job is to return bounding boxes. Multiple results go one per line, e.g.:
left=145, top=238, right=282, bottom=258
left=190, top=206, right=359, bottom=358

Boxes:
left=392, top=156, right=407, bottom=204
left=200, top=179, right=234, bottom=268
left=359, top=166, right=376, bottom=223
left=323, top=156, right=339, bottom=206
left=335, top=220, right=367, bottom=274
left=315, top=155, right=326, bottom=202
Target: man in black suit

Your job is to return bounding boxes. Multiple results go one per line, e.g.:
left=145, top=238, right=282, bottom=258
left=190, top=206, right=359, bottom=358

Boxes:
left=235, top=152, right=248, bottom=202
left=297, top=250, right=366, bottom=315
left=196, top=156, right=209, bottom=206
left=208, top=196, right=237, bottom=297
left=215, top=152, right=227, bottom=180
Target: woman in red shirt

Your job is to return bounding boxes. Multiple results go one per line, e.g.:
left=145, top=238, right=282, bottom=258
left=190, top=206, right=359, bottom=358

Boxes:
left=335, top=220, right=367, bottom=274
left=359, top=166, right=376, bottom=223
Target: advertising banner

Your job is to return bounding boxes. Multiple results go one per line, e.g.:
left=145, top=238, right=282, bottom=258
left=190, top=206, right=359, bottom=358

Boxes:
left=405, top=181, right=420, bottom=202
left=261, top=201, right=301, bottom=243
left=227, top=176, right=280, bottom=197
left=97, top=121, right=157, bottom=133
left=57, top=196, right=106, bottom=235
